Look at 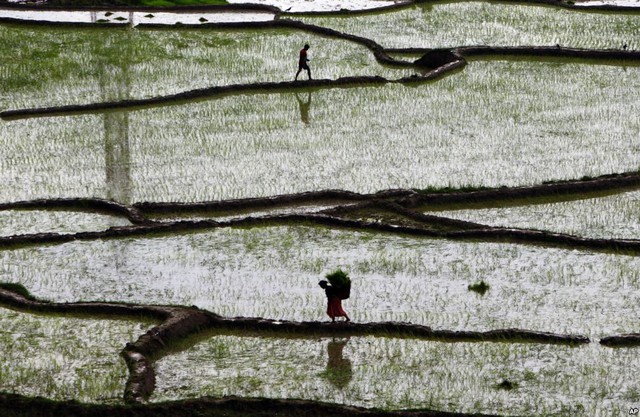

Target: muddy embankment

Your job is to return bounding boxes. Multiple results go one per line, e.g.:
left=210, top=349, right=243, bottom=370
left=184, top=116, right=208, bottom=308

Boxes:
left=0, top=198, right=150, bottom=225
left=600, top=333, right=640, bottom=347
left=2, top=171, right=640, bottom=253
left=0, top=392, right=508, bottom=417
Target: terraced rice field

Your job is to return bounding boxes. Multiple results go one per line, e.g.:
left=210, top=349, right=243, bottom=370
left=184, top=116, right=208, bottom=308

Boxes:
left=300, top=2, right=640, bottom=49
left=0, top=25, right=405, bottom=109
left=2, top=59, right=639, bottom=202
left=0, top=307, right=151, bottom=402
left=3, top=226, right=640, bottom=339
left=436, top=190, right=640, bottom=239
left=154, top=335, right=640, bottom=414
left=1, top=1, right=640, bottom=416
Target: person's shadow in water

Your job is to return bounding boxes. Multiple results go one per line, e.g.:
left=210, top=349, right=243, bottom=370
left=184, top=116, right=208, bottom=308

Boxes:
left=323, top=338, right=353, bottom=389
left=295, top=92, right=311, bottom=125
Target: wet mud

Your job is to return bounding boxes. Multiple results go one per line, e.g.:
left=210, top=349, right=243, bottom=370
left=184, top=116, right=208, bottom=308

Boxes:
left=0, top=392, right=506, bottom=417
left=0, top=197, right=150, bottom=225
left=599, top=333, right=640, bottom=347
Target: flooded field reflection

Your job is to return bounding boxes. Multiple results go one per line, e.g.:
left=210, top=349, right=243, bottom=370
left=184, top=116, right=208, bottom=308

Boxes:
left=155, top=334, right=639, bottom=414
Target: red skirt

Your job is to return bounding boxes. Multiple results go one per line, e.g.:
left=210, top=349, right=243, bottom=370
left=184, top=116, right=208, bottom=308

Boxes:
left=327, top=297, right=347, bottom=318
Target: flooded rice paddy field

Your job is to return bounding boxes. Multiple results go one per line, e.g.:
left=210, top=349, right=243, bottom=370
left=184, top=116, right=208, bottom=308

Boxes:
left=301, top=2, right=640, bottom=49
left=0, top=25, right=406, bottom=110
left=0, top=9, right=277, bottom=25
left=151, top=203, right=346, bottom=222
left=154, top=335, right=640, bottom=414
left=3, top=226, right=640, bottom=340
left=0, top=210, right=131, bottom=236
left=2, top=2, right=640, bottom=415
left=436, top=190, right=640, bottom=240
left=0, top=307, right=151, bottom=402
left=2, top=60, right=639, bottom=202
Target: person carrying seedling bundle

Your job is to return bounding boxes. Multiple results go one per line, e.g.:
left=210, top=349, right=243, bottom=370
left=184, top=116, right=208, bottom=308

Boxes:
left=318, top=269, right=351, bottom=323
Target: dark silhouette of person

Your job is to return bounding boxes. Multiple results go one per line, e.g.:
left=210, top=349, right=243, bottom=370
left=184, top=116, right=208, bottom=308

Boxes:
left=325, top=338, right=353, bottom=389
left=319, top=280, right=350, bottom=322
left=295, top=92, right=311, bottom=125
left=295, top=44, right=311, bottom=81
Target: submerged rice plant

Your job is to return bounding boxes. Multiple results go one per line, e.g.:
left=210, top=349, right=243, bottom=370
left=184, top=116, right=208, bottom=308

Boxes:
left=17, top=59, right=635, bottom=203
left=2, top=50, right=639, bottom=203
left=0, top=114, right=111, bottom=203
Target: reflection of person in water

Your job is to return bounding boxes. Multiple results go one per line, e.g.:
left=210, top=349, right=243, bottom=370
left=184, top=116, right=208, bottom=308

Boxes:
left=295, top=43, right=311, bottom=81
left=295, top=92, right=311, bottom=125
left=325, top=338, right=353, bottom=388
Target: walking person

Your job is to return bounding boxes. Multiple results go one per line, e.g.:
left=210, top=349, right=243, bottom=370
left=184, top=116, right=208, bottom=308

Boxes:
left=295, top=43, right=312, bottom=80
left=319, top=279, right=350, bottom=323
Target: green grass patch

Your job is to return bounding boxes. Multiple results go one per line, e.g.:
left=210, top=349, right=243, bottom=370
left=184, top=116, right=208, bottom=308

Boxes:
left=467, top=280, right=489, bottom=296
left=0, top=283, right=36, bottom=301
